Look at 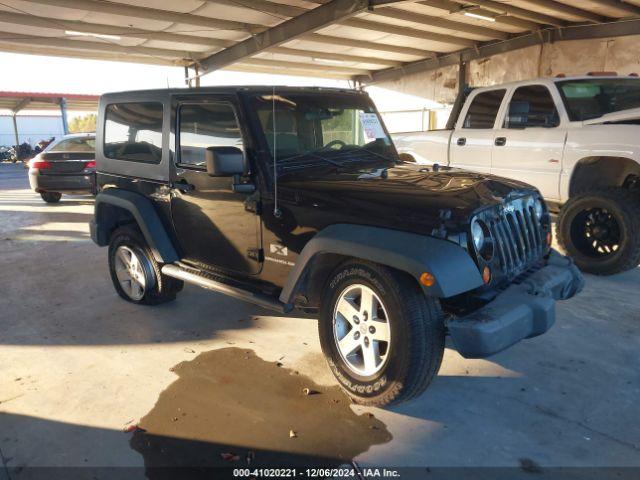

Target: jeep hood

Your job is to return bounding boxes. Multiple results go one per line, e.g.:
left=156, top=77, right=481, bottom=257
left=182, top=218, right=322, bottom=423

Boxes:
left=279, top=162, right=538, bottom=231
left=583, top=107, right=640, bottom=125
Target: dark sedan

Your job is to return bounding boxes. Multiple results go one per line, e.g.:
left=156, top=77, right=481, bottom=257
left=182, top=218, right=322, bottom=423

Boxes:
left=28, top=133, right=96, bottom=203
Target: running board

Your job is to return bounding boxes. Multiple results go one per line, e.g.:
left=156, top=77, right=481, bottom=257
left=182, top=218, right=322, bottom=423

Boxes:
left=161, top=264, right=292, bottom=314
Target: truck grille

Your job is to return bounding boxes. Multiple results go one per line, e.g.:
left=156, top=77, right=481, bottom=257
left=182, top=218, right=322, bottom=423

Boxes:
left=488, top=198, right=545, bottom=277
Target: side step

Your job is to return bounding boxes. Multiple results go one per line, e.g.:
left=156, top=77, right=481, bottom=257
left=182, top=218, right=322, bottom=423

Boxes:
left=161, top=264, right=292, bottom=314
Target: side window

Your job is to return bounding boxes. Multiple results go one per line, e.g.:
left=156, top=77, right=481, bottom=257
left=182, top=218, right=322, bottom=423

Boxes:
left=178, top=102, right=242, bottom=167
left=104, top=103, right=163, bottom=163
left=506, top=85, right=559, bottom=128
left=463, top=89, right=506, bottom=129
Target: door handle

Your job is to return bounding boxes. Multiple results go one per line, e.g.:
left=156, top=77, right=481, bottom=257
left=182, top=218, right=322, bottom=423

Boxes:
left=174, top=180, right=195, bottom=192
left=456, top=137, right=466, bottom=146
left=495, top=137, right=507, bottom=146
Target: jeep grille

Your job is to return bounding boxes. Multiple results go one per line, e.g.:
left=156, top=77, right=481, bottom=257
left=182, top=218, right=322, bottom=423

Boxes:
left=489, top=198, right=545, bottom=277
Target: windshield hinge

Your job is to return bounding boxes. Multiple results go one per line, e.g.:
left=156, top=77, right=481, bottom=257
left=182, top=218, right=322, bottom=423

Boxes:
left=247, top=248, right=264, bottom=262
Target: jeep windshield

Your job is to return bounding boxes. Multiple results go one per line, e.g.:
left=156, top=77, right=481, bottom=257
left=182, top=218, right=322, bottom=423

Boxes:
left=557, top=78, right=640, bottom=121
left=249, top=92, right=398, bottom=172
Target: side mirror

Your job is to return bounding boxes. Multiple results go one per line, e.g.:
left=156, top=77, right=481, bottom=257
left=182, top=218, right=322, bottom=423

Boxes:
left=205, top=146, right=245, bottom=177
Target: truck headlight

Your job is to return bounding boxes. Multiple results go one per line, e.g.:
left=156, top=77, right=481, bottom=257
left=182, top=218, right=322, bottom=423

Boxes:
left=471, top=219, right=494, bottom=261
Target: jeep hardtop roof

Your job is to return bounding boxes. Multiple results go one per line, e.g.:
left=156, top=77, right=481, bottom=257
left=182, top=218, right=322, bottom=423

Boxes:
left=100, top=85, right=369, bottom=100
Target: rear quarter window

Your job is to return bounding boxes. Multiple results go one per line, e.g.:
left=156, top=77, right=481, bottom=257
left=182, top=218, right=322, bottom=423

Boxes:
left=104, top=102, right=163, bottom=163
left=463, top=89, right=506, bottom=129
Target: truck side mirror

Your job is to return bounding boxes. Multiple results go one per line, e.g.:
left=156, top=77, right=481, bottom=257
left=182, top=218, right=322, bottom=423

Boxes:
left=205, top=146, right=245, bottom=177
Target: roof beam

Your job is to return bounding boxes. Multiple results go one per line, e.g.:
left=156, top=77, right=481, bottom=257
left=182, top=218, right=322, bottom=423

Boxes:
left=522, top=0, right=607, bottom=23
left=268, top=47, right=400, bottom=67
left=450, top=0, right=567, bottom=26
left=240, top=57, right=369, bottom=75
left=201, top=0, right=307, bottom=18
left=23, top=0, right=262, bottom=33
left=0, top=11, right=234, bottom=49
left=417, top=0, right=540, bottom=30
left=361, top=18, right=640, bottom=84
left=369, top=7, right=509, bottom=39
left=198, top=0, right=402, bottom=73
left=341, top=18, right=477, bottom=46
left=302, top=33, right=435, bottom=57
left=0, top=42, right=177, bottom=66
left=584, top=0, right=640, bottom=17
left=0, top=32, right=194, bottom=62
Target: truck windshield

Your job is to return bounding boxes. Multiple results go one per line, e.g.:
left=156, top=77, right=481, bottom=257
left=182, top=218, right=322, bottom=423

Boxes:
left=250, top=92, right=398, bottom=171
left=557, top=78, right=640, bottom=121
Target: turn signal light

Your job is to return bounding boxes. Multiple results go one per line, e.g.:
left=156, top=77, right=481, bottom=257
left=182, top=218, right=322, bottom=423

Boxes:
left=419, top=272, right=436, bottom=287
left=482, top=266, right=492, bottom=284
left=30, top=160, right=52, bottom=170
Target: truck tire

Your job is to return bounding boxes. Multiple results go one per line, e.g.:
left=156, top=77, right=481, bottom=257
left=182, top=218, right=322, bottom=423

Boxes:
left=557, top=187, right=640, bottom=275
left=40, top=191, right=61, bottom=203
left=318, top=261, right=444, bottom=406
left=108, top=225, right=183, bottom=305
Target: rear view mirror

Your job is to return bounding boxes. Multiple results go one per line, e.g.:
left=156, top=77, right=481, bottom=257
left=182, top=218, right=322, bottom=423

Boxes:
left=205, top=146, right=245, bottom=177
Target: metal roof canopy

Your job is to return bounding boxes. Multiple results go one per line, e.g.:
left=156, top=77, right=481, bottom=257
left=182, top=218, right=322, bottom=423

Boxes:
left=0, top=0, right=639, bottom=83
left=0, top=91, right=99, bottom=146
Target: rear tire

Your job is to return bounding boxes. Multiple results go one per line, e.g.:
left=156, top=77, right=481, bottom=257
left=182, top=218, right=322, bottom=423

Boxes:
left=40, top=191, right=61, bottom=203
left=557, top=187, right=640, bottom=275
left=318, top=261, right=445, bottom=406
left=108, top=225, right=183, bottom=305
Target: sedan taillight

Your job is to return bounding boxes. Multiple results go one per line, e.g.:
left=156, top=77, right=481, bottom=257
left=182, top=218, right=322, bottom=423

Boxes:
left=30, top=160, right=52, bottom=169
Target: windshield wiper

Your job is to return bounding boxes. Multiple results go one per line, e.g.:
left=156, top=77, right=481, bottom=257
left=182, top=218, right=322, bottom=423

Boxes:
left=277, top=150, right=343, bottom=169
left=353, top=145, right=399, bottom=164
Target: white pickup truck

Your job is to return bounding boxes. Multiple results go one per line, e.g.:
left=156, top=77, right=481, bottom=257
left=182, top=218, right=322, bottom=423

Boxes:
left=394, top=74, right=640, bottom=275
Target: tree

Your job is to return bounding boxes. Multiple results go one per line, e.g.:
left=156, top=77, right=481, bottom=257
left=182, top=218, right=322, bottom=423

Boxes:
left=68, top=113, right=97, bottom=133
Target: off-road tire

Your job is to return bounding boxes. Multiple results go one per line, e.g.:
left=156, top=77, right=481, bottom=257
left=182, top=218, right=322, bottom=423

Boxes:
left=108, top=225, right=183, bottom=305
left=318, top=261, right=445, bottom=407
left=558, top=187, right=640, bottom=275
left=40, top=191, right=61, bottom=203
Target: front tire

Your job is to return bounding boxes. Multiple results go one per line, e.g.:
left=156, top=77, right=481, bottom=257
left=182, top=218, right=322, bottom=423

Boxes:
left=319, top=261, right=444, bottom=406
left=40, top=191, right=61, bottom=203
left=108, top=225, right=183, bottom=305
left=558, top=187, right=640, bottom=275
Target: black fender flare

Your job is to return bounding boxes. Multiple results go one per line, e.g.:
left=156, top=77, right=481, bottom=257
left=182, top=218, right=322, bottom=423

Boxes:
left=279, top=224, right=484, bottom=303
left=91, top=189, right=179, bottom=263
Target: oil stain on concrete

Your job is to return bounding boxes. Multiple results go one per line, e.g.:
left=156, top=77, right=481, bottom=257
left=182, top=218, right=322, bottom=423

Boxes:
left=130, top=348, right=391, bottom=476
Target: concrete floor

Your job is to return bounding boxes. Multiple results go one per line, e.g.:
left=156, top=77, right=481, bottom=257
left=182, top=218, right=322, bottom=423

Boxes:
left=0, top=162, right=639, bottom=477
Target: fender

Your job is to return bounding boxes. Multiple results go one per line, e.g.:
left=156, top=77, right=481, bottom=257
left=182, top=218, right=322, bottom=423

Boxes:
left=90, top=189, right=179, bottom=263
left=279, top=224, right=484, bottom=303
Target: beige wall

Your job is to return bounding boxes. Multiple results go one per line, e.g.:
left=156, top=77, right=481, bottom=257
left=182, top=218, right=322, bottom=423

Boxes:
left=371, top=35, right=640, bottom=105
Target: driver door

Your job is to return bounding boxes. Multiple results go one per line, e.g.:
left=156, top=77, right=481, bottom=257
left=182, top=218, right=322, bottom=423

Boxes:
left=170, top=97, right=261, bottom=275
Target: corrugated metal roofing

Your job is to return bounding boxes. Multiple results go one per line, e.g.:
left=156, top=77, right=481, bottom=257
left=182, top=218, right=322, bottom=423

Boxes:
left=0, top=0, right=638, bottom=81
left=0, top=91, right=99, bottom=111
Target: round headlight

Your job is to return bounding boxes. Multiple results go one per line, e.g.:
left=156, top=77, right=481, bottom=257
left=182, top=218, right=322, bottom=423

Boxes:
left=471, top=218, right=494, bottom=261
left=471, top=219, right=485, bottom=251
left=534, top=198, right=544, bottom=219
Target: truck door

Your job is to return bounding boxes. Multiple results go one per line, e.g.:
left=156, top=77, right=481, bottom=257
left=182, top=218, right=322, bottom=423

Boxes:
left=491, top=84, right=565, bottom=201
left=170, top=97, right=261, bottom=275
left=450, top=89, right=506, bottom=174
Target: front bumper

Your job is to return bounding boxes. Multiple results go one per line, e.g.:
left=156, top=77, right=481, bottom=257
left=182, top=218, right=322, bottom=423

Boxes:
left=448, top=250, right=584, bottom=358
left=29, top=170, right=96, bottom=194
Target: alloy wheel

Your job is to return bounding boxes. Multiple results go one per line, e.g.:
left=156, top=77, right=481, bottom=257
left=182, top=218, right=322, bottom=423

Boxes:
left=332, top=284, right=391, bottom=377
left=114, top=245, right=148, bottom=301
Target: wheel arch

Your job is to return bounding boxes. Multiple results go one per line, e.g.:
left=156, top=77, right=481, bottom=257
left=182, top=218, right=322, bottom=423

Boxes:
left=569, top=156, right=640, bottom=197
left=91, top=189, right=179, bottom=263
left=279, top=224, right=484, bottom=306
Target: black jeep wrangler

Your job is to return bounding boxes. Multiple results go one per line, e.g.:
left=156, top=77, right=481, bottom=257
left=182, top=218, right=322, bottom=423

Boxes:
left=90, top=86, right=584, bottom=406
